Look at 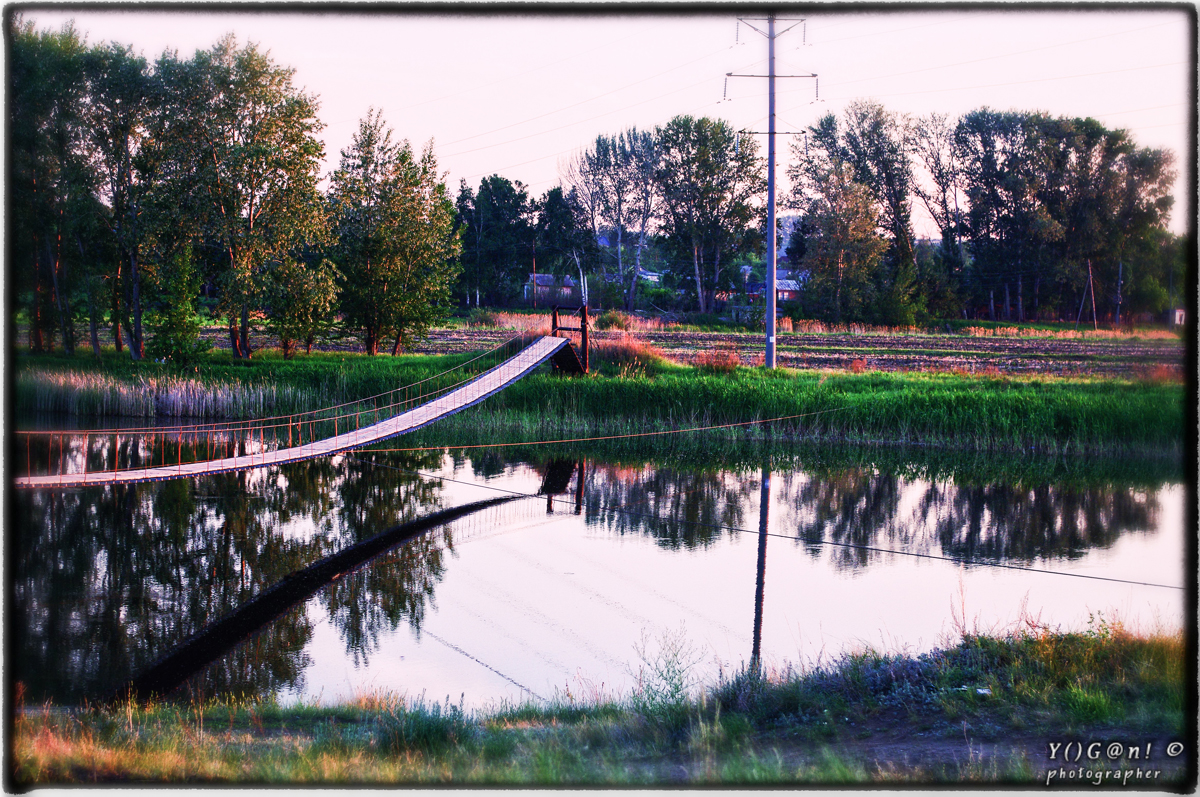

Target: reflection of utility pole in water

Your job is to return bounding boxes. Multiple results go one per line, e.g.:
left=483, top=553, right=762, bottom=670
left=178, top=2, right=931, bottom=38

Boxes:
left=575, top=459, right=586, bottom=515
left=751, top=467, right=770, bottom=670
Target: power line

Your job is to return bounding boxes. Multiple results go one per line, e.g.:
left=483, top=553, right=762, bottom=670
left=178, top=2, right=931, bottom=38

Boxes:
left=814, top=60, right=1186, bottom=103
left=347, top=455, right=1185, bottom=592
left=829, top=19, right=1176, bottom=88
left=441, top=42, right=739, bottom=152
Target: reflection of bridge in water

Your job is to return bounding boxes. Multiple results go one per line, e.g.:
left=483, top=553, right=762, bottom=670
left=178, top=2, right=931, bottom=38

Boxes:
left=16, top=335, right=586, bottom=490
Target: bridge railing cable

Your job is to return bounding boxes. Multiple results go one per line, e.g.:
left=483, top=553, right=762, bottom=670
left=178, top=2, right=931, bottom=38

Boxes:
left=15, top=334, right=541, bottom=481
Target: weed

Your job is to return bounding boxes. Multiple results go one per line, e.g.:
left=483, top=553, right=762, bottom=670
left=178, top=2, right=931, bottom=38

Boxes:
left=377, top=695, right=472, bottom=755
left=629, top=627, right=703, bottom=741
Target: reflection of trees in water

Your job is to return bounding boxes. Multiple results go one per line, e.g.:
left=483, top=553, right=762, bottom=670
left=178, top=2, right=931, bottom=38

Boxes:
left=784, top=469, right=909, bottom=569
left=927, top=483, right=1157, bottom=562
left=13, top=473, right=322, bottom=703
left=321, top=452, right=449, bottom=666
left=12, top=450, right=452, bottom=703
left=585, top=464, right=753, bottom=550
left=781, top=470, right=1160, bottom=570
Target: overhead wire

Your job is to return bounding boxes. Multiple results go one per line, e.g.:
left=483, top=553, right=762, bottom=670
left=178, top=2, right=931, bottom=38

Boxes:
left=440, top=42, right=741, bottom=152
left=826, top=19, right=1177, bottom=88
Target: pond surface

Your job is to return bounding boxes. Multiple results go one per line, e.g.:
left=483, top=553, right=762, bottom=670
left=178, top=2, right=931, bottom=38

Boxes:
left=12, top=444, right=1185, bottom=709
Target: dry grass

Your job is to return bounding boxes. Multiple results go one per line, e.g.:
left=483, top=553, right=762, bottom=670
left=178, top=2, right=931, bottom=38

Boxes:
left=15, top=370, right=306, bottom=419
left=590, top=334, right=669, bottom=376
left=696, top=344, right=741, bottom=373
left=789, top=320, right=919, bottom=336
left=470, top=311, right=552, bottom=335
left=1134, top=363, right=1184, bottom=384
left=960, top=325, right=1179, bottom=341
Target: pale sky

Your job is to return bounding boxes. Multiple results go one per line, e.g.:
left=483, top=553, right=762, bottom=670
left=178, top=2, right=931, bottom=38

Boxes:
left=21, top=6, right=1195, bottom=237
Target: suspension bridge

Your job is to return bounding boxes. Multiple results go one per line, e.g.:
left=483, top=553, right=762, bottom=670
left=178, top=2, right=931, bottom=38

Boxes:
left=15, top=316, right=590, bottom=491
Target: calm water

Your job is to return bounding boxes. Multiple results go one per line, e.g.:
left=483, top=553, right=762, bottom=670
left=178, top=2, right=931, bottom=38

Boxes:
left=12, top=445, right=1185, bottom=708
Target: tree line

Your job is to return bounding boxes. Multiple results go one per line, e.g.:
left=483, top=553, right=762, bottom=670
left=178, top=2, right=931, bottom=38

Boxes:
left=12, top=19, right=1185, bottom=365
left=787, top=100, right=1183, bottom=325
left=12, top=20, right=457, bottom=361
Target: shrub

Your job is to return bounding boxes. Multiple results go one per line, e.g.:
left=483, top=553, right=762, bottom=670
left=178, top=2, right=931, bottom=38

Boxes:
left=145, top=249, right=211, bottom=365
left=629, top=627, right=702, bottom=740
left=595, top=309, right=631, bottom=331
left=468, top=308, right=501, bottom=328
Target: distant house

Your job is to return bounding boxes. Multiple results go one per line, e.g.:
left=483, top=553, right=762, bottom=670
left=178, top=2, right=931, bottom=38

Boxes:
left=524, top=273, right=580, bottom=302
left=746, top=276, right=805, bottom=302
left=637, top=268, right=663, bottom=285
left=776, top=279, right=801, bottom=302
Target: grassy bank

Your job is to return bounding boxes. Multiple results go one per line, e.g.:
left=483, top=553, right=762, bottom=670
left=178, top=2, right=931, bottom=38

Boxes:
left=427, top=368, right=1183, bottom=457
left=13, top=344, right=1185, bottom=456
left=12, top=623, right=1187, bottom=786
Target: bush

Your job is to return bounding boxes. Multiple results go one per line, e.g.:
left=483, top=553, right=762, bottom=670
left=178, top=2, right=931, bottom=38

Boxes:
left=467, top=308, right=501, bottom=328
left=595, top=309, right=630, bottom=331
left=629, top=627, right=702, bottom=740
left=145, top=249, right=211, bottom=365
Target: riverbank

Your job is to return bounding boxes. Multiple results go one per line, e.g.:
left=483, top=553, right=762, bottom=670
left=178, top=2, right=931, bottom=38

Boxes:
left=14, top=345, right=1185, bottom=458
left=12, top=623, right=1187, bottom=786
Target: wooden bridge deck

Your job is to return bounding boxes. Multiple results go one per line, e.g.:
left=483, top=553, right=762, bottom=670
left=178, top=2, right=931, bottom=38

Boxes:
left=16, top=336, right=571, bottom=490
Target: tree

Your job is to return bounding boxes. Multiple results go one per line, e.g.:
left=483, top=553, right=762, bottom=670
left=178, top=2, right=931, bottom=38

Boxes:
left=955, top=109, right=1175, bottom=321
left=264, top=254, right=340, bottom=358
left=329, top=110, right=460, bottom=355
left=534, top=186, right=597, bottom=304
left=791, top=160, right=888, bottom=323
left=563, top=128, right=661, bottom=310
left=167, top=35, right=326, bottom=359
left=801, top=102, right=922, bottom=323
left=655, top=116, right=765, bottom=313
left=912, top=112, right=968, bottom=294
left=454, top=175, right=533, bottom=307
left=10, top=18, right=92, bottom=355
left=81, top=39, right=156, bottom=359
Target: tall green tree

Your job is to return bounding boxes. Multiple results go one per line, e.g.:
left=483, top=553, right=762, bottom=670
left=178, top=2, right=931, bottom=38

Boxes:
left=655, top=116, right=764, bottom=313
left=790, top=158, right=888, bottom=322
left=10, top=18, right=92, bottom=355
left=163, top=35, right=325, bottom=359
left=80, top=39, right=163, bottom=358
left=329, top=110, right=460, bottom=355
left=801, top=102, right=922, bottom=323
left=454, top=175, right=533, bottom=307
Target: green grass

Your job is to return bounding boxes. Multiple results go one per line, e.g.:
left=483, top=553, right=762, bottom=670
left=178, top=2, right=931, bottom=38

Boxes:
left=447, top=366, right=1183, bottom=457
left=12, top=624, right=1186, bottom=785
left=13, top=344, right=1184, bottom=456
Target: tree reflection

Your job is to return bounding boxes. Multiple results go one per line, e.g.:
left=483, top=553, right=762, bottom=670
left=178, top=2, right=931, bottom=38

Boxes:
left=782, top=470, right=1160, bottom=570
left=584, top=463, right=753, bottom=550
left=11, top=448, right=455, bottom=703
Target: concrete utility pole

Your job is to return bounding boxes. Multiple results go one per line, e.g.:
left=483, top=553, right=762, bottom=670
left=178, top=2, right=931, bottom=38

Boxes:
left=766, top=14, right=777, bottom=368
left=726, top=16, right=815, bottom=368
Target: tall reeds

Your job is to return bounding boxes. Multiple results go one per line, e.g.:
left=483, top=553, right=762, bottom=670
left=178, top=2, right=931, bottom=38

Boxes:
left=15, top=370, right=318, bottom=420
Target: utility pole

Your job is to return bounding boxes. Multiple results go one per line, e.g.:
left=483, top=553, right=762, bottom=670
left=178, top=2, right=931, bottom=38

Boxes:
left=727, top=16, right=815, bottom=369
left=766, top=14, right=777, bottom=368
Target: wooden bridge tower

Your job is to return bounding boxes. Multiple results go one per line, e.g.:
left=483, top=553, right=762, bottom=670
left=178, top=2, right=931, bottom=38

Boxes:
left=550, top=305, right=589, bottom=374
